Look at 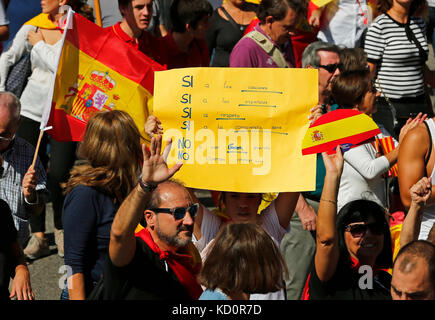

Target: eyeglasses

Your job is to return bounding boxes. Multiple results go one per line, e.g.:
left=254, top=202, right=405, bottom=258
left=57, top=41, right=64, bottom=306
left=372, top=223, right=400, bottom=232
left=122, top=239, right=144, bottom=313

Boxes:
left=319, top=63, right=343, bottom=73
left=344, top=222, right=385, bottom=238
left=151, top=203, right=199, bottom=220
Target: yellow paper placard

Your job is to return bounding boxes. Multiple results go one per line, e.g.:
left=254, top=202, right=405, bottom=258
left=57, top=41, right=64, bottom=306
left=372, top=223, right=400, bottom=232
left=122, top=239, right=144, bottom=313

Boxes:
left=153, top=68, right=317, bottom=193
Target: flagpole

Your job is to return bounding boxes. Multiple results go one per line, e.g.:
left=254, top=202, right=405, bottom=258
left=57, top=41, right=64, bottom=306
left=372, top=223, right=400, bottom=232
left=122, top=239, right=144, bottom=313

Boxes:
left=94, top=0, right=102, bottom=27
left=31, top=130, right=44, bottom=169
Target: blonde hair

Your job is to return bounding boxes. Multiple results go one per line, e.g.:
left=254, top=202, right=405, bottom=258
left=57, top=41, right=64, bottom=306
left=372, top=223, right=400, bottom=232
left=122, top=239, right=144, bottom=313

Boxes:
left=64, top=110, right=142, bottom=202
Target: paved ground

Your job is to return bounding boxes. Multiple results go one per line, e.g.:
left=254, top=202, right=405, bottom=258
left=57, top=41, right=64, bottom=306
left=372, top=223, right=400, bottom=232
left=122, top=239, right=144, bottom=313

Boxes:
left=9, top=48, right=435, bottom=300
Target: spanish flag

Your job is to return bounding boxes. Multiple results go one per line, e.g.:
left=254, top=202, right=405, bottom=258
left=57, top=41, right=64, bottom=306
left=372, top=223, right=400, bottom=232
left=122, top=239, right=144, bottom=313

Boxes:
left=302, top=109, right=381, bottom=155
left=45, top=9, right=165, bottom=141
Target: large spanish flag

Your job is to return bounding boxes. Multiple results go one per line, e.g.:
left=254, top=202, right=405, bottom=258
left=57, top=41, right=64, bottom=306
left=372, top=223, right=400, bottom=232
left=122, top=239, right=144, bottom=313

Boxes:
left=45, top=9, right=165, bottom=141
left=302, top=109, right=380, bottom=155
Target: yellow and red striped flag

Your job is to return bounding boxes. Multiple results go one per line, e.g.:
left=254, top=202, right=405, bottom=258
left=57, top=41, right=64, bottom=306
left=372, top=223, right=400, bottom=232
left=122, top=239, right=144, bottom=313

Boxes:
left=43, top=9, right=165, bottom=141
left=302, top=109, right=381, bottom=155
left=376, top=136, right=398, bottom=177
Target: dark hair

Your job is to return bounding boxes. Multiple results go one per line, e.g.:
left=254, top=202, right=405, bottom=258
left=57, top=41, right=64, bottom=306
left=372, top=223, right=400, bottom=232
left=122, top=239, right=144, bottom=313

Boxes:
left=394, top=240, right=435, bottom=291
left=199, top=223, right=288, bottom=296
left=336, top=200, right=393, bottom=270
left=331, top=69, right=370, bottom=108
left=339, top=48, right=368, bottom=74
left=170, top=0, right=212, bottom=33
left=257, top=0, right=307, bottom=24
left=69, top=0, right=94, bottom=22
left=377, top=0, right=425, bottom=15
left=118, top=0, right=131, bottom=8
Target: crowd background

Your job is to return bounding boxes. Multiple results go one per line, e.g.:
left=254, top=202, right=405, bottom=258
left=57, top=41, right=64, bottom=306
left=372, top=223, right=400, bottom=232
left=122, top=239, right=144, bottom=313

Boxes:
left=1, top=0, right=435, bottom=300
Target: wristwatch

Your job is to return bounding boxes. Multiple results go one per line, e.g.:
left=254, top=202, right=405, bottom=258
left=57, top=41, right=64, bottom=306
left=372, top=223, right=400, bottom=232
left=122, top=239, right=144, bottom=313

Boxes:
left=138, top=177, right=157, bottom=193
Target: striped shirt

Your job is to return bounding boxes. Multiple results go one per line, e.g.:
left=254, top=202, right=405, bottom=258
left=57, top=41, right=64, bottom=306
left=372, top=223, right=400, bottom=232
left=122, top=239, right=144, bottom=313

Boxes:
left=364, top=14, right=428, bottom=99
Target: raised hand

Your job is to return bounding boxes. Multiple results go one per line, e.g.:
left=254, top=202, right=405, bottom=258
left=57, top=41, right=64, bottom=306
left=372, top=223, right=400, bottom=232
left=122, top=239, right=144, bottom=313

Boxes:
left=410, top=176, right=431, bottom=208
left=140, top=134, right=182, bottom=186
left=144, top=115, right=163, bottom=138
left=308, top=104, right=325, bottom=124
left=399, top=112, right=427, bottom=143
left=321, top=146, right=344, bottom=178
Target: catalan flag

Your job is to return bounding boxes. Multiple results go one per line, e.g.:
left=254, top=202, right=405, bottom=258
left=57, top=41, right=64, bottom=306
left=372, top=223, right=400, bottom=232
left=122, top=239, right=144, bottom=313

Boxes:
left=43, top=8, right=165, bottom=141
left=376, top=136, right=398, bottom=177
left=302, top=109, right=381, bottom=155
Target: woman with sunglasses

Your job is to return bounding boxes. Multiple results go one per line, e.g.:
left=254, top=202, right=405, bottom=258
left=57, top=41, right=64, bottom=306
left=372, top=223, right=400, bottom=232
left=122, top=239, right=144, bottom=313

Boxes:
left=330, top=67, right=424, bottom=213
left=303, top=147, right=393, bottom=300
left=61, top=110, right=142, bottom=300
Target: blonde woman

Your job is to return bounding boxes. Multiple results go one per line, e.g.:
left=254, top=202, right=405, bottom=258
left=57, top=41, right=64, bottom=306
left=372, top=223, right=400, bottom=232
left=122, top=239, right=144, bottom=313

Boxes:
left=62, top=110, right=142, bottom=300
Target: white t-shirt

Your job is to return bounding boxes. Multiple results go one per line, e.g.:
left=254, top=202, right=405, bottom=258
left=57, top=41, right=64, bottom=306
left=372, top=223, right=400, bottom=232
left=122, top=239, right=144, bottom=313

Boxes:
left=338, top=135, right=391, bottom=212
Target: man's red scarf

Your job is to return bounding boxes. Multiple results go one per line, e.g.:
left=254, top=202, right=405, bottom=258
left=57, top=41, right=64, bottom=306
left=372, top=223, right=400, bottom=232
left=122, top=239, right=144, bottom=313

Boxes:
left=135, top=228, right=203, bottom=300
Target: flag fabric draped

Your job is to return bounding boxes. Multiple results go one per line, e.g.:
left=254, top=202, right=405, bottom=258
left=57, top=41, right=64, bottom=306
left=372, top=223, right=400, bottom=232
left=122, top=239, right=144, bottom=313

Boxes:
left=46, top=10, right=165, bottom=141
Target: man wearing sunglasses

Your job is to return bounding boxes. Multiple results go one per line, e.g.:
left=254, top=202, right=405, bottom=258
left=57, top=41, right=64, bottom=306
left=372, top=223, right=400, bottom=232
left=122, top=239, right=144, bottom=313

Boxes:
left=0, top=92, right=48, bottom=248
left=102, top=135, right=203, bottom=300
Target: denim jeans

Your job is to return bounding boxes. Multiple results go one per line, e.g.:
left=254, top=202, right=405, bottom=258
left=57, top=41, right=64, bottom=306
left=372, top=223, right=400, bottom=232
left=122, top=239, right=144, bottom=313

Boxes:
left=60, top=281, right=69, bottom=300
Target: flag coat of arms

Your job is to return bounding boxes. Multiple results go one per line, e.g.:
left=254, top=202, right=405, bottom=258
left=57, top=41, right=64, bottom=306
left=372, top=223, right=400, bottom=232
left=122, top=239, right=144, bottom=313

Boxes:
left=45, top=10, right=165, bottom=141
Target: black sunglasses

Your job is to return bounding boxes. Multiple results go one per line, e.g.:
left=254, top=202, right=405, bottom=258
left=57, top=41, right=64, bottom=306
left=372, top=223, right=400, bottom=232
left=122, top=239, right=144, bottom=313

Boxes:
left=319, top=63, right=343, bottom=73
left=344, top=222, right=385, bottom=238
left=151, top=203, right=199, bottom=220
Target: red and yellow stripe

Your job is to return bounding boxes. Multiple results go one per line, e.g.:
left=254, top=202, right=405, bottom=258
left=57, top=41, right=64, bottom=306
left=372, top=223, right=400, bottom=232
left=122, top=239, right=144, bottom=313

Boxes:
left=302, top=109, right=381, bottom=155
left=376, top=136, right=398, bottom=177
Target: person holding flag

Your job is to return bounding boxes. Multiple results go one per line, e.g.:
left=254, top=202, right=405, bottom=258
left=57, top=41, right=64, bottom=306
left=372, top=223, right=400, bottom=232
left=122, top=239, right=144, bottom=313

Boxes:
left=0, top=0, right=92, bottom=260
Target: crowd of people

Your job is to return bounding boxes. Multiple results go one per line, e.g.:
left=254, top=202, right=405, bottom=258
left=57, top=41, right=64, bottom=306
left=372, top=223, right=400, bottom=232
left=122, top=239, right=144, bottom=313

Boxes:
left=0, top=0, right=434, bottom=301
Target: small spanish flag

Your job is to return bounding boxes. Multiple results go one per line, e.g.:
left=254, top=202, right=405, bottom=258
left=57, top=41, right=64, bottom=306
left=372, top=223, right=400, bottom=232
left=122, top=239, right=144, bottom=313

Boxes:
left=302, top=109, right=381, bottom=155
left=46, top=10, right=165, bottom=141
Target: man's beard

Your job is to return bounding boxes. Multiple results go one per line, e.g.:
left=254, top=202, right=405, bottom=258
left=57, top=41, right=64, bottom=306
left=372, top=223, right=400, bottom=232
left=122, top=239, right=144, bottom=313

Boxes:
left=155, top=222, right=193, bottom=248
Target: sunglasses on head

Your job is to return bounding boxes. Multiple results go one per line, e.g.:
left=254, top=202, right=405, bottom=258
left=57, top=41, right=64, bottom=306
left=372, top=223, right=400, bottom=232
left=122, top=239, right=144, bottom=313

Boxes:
left=151, top=203, right=199, bottom=220
left=344, top=222, right=385, bottom=238
left=319, top=63, right=343, bottom=73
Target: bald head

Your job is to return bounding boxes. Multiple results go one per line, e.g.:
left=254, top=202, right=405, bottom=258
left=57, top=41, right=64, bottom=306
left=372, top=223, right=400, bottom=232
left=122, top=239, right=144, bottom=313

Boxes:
left=391, top=240, right=435, bottom=300
left=0, top=92, right=21, bottom=152
left=0, top=92, right=21, bottom=123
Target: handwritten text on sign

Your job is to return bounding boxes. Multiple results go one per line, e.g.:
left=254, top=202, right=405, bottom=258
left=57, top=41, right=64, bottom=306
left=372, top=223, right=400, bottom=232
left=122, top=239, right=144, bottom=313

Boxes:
left=154, top=68, right=317, bottom=193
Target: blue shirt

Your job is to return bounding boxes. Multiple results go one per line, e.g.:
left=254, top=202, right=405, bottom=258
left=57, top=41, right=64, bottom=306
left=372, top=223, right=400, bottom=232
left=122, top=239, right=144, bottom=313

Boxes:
left=199, top=288, right=229, bottom=300
left=63, top=185, right=118, bottom=291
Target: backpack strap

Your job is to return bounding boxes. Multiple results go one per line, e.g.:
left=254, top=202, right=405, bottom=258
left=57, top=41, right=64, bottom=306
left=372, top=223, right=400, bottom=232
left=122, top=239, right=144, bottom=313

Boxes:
left=244, top=30, right=290, bottom=68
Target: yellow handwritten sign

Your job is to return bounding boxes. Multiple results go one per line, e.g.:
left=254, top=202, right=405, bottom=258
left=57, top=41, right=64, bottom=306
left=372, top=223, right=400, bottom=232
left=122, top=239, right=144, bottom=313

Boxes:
left=154, top=68, right=317, bottom=193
